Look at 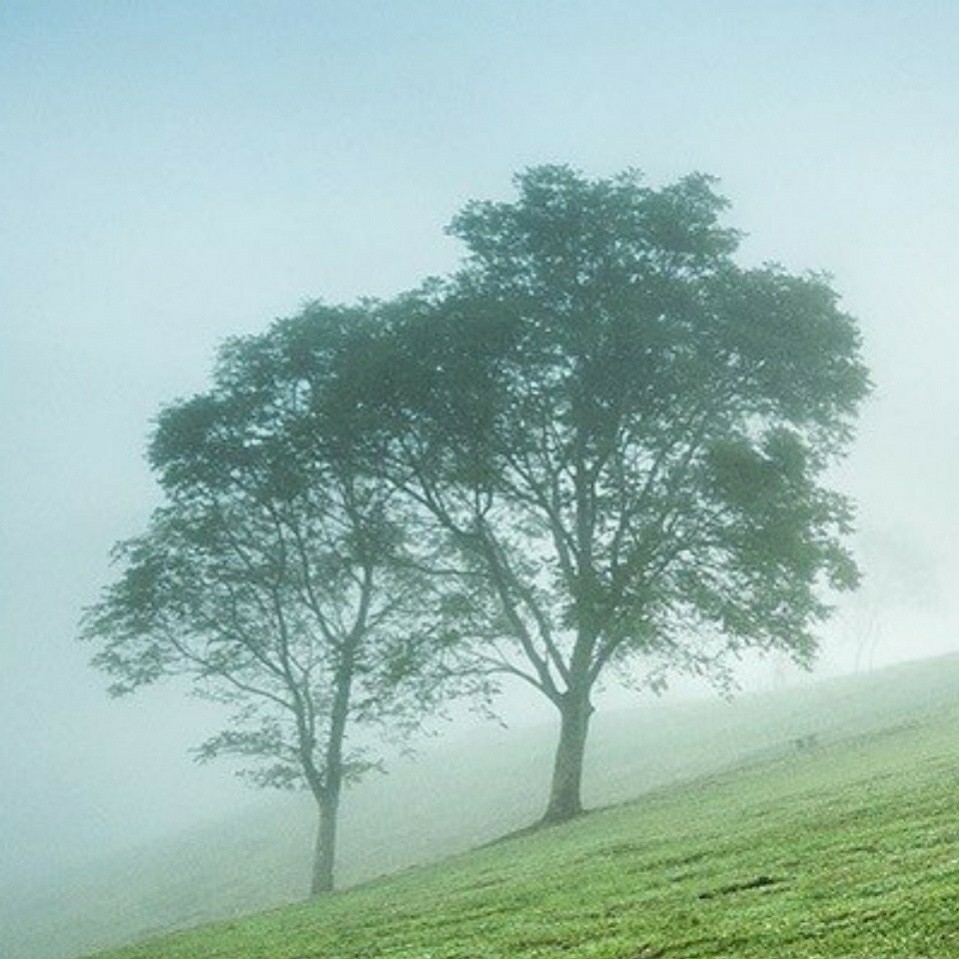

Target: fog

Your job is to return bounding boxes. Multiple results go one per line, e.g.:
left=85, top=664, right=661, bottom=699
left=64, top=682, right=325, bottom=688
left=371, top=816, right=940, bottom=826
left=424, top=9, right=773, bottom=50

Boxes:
left=2, top=0, right=958, bottom=903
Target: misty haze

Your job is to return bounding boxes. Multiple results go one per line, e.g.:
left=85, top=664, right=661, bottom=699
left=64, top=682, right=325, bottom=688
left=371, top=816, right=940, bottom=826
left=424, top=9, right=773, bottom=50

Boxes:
left=3, top=4, right=959, bottom=959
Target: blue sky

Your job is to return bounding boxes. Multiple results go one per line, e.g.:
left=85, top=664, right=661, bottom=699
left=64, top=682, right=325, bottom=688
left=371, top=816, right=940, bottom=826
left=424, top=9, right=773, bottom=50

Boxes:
left=3, top=1, right=959, bottom=885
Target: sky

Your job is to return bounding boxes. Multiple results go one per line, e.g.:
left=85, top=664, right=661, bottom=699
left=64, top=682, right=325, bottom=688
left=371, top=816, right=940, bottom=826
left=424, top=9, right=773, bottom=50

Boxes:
left=2, top=0, right=959, bottom=887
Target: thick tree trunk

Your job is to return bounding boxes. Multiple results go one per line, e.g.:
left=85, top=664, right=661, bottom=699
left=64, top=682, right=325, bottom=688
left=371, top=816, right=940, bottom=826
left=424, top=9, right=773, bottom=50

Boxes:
left=311, top=793, right=339, bottom=895
left=541, top=691, right=594, bottom=824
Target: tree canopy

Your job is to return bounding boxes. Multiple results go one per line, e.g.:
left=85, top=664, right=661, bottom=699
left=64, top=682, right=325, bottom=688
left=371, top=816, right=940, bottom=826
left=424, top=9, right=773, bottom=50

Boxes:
left=82, top=305, right=458, bottom=893
left=85, top=164, right=870, bottom=862
left=339, top=166, right=870, bottom=820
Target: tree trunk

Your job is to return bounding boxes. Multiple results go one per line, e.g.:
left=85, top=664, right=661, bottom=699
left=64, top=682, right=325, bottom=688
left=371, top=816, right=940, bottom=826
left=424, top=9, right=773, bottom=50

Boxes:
left=308, top=631, right=357, bottom=896
left=311, top=793, right=339, bottom=895
left=541, top=691, right=593, bottom=824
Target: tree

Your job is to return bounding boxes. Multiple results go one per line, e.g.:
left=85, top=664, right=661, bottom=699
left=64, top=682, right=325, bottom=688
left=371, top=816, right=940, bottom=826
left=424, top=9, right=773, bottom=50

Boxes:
left=350, top=165, right=870, bottom=823
left=82, top=305, right=452, bottom=894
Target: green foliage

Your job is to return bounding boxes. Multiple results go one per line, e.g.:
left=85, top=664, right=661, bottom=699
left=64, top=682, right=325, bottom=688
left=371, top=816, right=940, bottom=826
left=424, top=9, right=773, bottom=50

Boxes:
left=81, top=305, right=468, bottom=891
left=348, top=166, right=870, bottom=729
left=83, top=162, right=872, bottom=869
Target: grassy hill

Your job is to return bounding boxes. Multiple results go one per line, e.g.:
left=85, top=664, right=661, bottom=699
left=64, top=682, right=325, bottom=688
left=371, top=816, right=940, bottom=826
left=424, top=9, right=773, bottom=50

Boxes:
left=91, top=694, right=959, bottom=958
left=6, top=654, right=959, bottom=959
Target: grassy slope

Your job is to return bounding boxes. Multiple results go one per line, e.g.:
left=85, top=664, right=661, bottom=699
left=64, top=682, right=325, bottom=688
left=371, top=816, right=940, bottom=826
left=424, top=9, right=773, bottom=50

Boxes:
left=92, top=698, right=959, bottom=959
left=6, top=654, right=959, bottom=959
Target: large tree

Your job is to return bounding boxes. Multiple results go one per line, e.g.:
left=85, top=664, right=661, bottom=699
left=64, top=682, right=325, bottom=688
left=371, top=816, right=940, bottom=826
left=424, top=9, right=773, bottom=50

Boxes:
left=348, top=165, right=870, bottom=823
left=82, top=306, right=453, bottom=894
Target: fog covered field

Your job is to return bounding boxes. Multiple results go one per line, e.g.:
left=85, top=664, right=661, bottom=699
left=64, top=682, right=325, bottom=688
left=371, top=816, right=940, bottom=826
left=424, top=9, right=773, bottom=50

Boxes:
left=5, top=4, right=959, bottom=958
left=5, top=654, right=959, bottom=959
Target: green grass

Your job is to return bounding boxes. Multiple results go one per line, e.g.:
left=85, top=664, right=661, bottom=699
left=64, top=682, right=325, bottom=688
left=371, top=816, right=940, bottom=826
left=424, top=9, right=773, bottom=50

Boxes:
left=8, top=656, right=959, bottom=959
left=88, top=691, right=959, bottom=957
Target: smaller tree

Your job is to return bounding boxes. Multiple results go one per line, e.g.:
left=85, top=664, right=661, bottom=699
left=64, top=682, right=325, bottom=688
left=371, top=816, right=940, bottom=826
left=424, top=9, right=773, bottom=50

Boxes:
left=82, top=306, right=451, bottom=894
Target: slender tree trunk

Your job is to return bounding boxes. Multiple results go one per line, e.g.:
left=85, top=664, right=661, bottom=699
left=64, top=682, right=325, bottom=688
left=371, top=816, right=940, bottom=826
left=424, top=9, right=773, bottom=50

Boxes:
left=541, top=690, right=594, bottom=824
left=311, top=793, right=339, bottom=895
left=308, top=635, right=356, bottom=896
